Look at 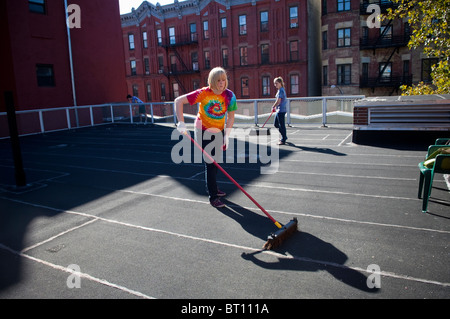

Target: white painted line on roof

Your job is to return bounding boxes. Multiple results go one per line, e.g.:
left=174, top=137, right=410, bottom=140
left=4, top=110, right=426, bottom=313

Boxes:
left=282, top=158, right=417, bottom=167
left=219, top=180, right=417, bottom=201
left=3, top=190, right=447, bottom=236
left=275, top=170, right=416, bottom=181
left=0, top=243, right=155, bottom=299
left=0, top=164, right=70, bottom=184
left=11, top=154, right=419, bottom=183
left=187, top=171, right=204, bottom=180
left=2, top=157, right=420, bottom=202
left=21, top=219, right=98, bottom=253
left=1, top=197, right=449, bottom=289
left=338, top=132, right=353, bottom=146
left=6, top=158, right=419, bottom=200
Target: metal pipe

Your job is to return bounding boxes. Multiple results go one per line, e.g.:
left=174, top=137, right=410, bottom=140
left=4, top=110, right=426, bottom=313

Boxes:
left=4, top=91, right=27, bottom=187
left=64, top=0, right=79, bottom=127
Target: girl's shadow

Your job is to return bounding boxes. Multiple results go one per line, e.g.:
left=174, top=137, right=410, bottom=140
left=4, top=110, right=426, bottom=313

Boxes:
left=219, top=200, right=379, bottom=294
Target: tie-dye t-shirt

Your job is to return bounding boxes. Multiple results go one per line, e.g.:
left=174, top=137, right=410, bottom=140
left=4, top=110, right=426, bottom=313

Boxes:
left=186, top=87, right=237, bottom=131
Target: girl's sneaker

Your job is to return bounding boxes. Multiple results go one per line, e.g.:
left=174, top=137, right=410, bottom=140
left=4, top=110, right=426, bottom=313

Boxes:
left=217, top=189, right=226, bottom=197
left=210, top=198, right=225, bottom=208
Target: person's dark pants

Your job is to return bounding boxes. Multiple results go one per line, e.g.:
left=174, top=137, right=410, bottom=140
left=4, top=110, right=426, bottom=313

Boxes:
left=195, top=128, right=223, bottom=202
left=274, top=112, right=287, bottom=142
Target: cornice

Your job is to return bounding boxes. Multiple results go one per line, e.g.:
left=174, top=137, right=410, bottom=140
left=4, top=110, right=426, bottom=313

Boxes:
left=120, top=0, right=260, bottom=26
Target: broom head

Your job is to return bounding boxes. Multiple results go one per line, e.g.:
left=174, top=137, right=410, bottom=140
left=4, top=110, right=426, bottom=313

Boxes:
left=263, top=217, right=298, bottom=250
left=249, top=127, right=271, bottom=136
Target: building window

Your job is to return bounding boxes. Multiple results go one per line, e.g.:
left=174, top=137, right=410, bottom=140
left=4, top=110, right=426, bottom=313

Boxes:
left=143, top=31, right=148, bottom=48
left=173, top=83, right=180, bottom=99
left=290, top=74, right=299, bottom=95
left=337, top=28, right=351, bottom=47
left=322, top=31, right=327, bottom=50
left=161, top=83, right=166, bottom=101
left=146, top=83, right=152, bottom=101
left=221, top=18, right=227, bottom=37
left=241, top=77, right=249, bottom=97
left=222, top=48, right=229, bottom=68
left=262, top=76, right=271, bottom=96
left=192, top=52, right=198, bottom=71
left=289, top=7, right=298, bottom=28
left=323, top=65, right=328, bottom=86
left=203, top=21, right=209, bottom=39
left=36, top=64, right=55, bottom=87
left=421, top=58, right=438, bottom=82
left=170, top=55, right=177, bottom=73
left=239, top=15, right=247, bottom=35
left=361, top=26, right=369, bottom=45
left=144, top=58, right=150, bottom=75
left=289, top=41, right=299, bottom=61
left=403, top=60, right=410, bottom=79
left=337, top=64, right=351, bottom=85
left=260, top=11, right=268, bottom=32
left=404, top=22, right=411, bottom=37
left=322, top=0, right=327, bottom=15
left=337, top=0, right=350, bottom=12
left=240, top=47, right=248, bottom=66
left=362, top=63, right=369, bottom=84
left=380, top=25, right=392, bottom=40
left=261, top=44, right=269, bottom=64
left=158, top=56, right=164, bottom=73
left=190, top=23, right=197, bottom=42
left=193, top=80, right=200, bottom=90
left=379, top=62, right=392, bottom=82
left=132, top=84, right=139, bottom=97
left=128, top=34, right=135, bottom=50
left=157, top=29, right=162, bottom=46
left=204, top=51, right=211, bottom=69
left=29, top=0, right=45, bottom=14
left=130, top=60, right=137, bottom=76
left=169, top=27, right=176, bottom=45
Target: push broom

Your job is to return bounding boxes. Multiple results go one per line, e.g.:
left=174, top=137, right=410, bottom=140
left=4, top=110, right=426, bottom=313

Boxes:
left=249, top=108, right=274, bottom=136
left=183, top=131, right=298, bottom=250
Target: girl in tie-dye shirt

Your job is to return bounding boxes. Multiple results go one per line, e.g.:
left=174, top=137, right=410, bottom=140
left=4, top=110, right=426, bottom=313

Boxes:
left=175, top=67, right=237, bottom=208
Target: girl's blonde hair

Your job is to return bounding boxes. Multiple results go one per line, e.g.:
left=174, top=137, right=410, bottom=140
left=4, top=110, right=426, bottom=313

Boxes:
left=208, top=67, right=228, bottom=92
left=274, top=76, right=285, bottom=87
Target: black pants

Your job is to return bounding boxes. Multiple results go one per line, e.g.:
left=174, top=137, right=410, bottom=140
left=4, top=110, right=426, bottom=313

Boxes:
left=274, top=112, right=287, bottom=142
left=195, top=128, right=223, bottom=202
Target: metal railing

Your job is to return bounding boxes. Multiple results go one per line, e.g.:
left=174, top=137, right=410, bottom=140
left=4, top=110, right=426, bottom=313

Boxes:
left=360, top=34, right=410, bottom=49
left=0, top=96, right=365, bottom=138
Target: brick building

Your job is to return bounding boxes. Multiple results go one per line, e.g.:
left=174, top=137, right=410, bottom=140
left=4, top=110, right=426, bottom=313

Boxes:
left=120, top=0, right=322, bottom=102
left=0, top=0, right=127, bottom=113
left=321, top=0, right=425, bottom=97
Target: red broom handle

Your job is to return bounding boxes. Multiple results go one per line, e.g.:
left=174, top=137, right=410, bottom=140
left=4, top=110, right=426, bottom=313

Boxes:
left=261, top=109, right=275, bottom=128
left=184, top=132, right=281, bottom=227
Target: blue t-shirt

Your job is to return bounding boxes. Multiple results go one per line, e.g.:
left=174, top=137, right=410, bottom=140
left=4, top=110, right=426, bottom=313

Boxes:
left=131, top=96, right=143, bottom=103
left=276, top=87, right=287, bottom=113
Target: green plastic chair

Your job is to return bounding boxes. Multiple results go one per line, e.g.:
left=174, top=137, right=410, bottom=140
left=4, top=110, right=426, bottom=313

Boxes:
left=435, top=137, right=450, bottom=145
left=418, top=145, right=450, bottom=213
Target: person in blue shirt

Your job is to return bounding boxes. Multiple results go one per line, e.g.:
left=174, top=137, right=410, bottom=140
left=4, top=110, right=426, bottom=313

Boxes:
left=271, top=77, right=288, bottom=145
left=127, top=94, right=147, bottom=124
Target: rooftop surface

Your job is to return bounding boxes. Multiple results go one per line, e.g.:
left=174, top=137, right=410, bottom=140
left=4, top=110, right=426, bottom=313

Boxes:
left=0, top=123, right=449, bottom=301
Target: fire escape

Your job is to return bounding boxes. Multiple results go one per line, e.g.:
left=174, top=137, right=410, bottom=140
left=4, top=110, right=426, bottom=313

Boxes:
left=359, top=0, right=412, bottom=95
left=159, top=32, right=200, bottom=100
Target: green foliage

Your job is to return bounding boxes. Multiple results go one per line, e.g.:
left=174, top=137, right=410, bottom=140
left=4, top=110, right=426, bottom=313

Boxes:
left=383, top=0, right=450, bottom=94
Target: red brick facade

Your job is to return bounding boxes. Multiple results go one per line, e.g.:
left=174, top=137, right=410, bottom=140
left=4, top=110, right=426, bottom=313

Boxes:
left=353, top=106, right=368, bottom=125
left=121, top=0, right=319, bottom=102
left=321, top=0, right=422, bottom=97
left=0, top=0, right=127, bottom=112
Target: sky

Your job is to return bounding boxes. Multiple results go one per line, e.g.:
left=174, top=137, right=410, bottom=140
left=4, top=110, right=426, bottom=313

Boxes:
left=119, top=0, right=179, bottom=14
